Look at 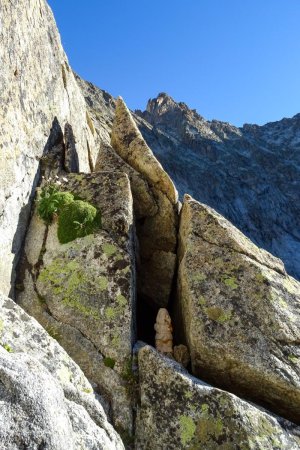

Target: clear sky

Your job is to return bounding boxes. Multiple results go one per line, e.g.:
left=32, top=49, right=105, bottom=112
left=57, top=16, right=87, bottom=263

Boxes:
left=48, top=0, right=300, bottom=126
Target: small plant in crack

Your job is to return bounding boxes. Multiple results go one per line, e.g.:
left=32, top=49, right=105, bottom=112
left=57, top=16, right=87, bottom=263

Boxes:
left=37, top=182, right=74, bottom=224
left=36, top=178, right=101, bottom=244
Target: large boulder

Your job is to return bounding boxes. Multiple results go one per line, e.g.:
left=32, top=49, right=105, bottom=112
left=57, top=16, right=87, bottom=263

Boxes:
left=0, top=293, right=123, bottom=449
left=176, top=195, right=300, bottom=423
left=110, top=98, right=179, bottom=309
left=17, top=171, right=136, bottom=436
left=136, top=345, right=300, bottom=450
left=0, top=0, right=97, bottom=295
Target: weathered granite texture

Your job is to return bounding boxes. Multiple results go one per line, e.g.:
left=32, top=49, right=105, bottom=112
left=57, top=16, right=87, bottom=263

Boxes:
left=0, top=0, right=97, bottom=296
left=75, top=74, right=116, bottom=163
left=0, top=293, right=124, bottom=450
left=176, top=195, right=300, bottom=423
left=136, top=346, right=300, bottom=450
left=17, top=171, right=136, bottom=436
left=110, top=98, right=179, bottom=308
left=136, top=93, right=300, bottom=281
left=95, top=143, right=157, bottom=220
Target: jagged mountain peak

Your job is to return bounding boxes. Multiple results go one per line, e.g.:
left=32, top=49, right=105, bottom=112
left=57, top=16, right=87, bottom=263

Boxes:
left=146, top=92, right=181, bottom=114
left=137, top=92, right=205, bottom=129
left=135, top=93, right=300, bottom=281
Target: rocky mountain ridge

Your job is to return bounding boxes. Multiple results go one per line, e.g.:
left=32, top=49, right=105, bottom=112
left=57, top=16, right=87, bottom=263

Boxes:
left=0, top=1, right=300, bottom=449
left=135, top=93, right=300, bottom=281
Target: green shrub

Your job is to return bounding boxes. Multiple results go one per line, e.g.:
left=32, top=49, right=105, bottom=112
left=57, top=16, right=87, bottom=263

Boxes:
left=37, top=185, right=74, bottom=224
left=57, top=199, right=101, bottom=244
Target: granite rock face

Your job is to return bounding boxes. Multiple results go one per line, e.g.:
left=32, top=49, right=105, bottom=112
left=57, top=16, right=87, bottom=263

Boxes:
left=112, top=98, right=178, bottom=205
left=75, top=75, right=116, bottom=169
left=0, top=0, right=97, bottom=296
left=136, top=93, right=300, bottom=281
left=0, top=293, right=124, bottom=450
left=17, top=171, right=136, bottom=436
left=111, top=98, right=179, bottom=309
left=95, top=143, right=158, bottom=220
left=136, top=345, right=300, bottom=450
left=177, top=195, right=300, bottom=423
left=2, top=0, right=300, bottom=447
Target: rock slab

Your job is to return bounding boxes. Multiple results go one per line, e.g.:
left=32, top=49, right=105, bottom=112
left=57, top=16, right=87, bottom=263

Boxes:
left=17, top=171, right=136, bottom=436
left=136, top=345, right=300, bottom=450
left=0, top=293, right=124, bottom=450
left=177, top=195, right=300, bottom=423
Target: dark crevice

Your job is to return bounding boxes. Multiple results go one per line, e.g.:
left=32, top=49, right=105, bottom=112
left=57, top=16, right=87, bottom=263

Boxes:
left=136, top=294, right=158, bottom=346
left=64, top=123, right=79, bottom=173
left=33, top=226, right=49, bottom=282
left=61, top=64, right=67, bottom=89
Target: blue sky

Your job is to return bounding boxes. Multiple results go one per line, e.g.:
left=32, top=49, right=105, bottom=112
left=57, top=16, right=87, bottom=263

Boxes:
left=48, top=0, right=300, bottom=126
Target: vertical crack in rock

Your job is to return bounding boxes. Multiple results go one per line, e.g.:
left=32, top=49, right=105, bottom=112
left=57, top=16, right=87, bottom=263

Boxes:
left=110, top=97, right=180, bottom=350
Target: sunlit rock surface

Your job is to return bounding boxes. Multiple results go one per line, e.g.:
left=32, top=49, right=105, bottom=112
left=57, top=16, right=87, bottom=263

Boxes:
left=176, top=195, right=300, bottom=423
left=0, top=293, right=124, bottom=450
left=0, top=0, right=97, bottom=295
left=136, top=345, right=300, bottom=450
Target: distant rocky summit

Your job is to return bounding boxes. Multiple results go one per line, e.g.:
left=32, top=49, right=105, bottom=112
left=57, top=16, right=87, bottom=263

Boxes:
left=0, top=0, right=300, bottom=449
left=135, top=93, right=300, bottom=281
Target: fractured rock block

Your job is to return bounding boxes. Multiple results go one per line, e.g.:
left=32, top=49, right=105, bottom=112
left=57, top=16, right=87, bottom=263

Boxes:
left=177, top=195, right=300, bottom=423
left=136, top=345, right=300, bottom=450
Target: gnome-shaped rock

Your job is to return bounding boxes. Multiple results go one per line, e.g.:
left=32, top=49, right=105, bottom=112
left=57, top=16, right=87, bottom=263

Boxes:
left=154, top=308, right=173, bottom=355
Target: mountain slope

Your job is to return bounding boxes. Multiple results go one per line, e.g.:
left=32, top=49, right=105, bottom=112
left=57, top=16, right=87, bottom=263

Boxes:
left=135, top=93, right=300, bottom=280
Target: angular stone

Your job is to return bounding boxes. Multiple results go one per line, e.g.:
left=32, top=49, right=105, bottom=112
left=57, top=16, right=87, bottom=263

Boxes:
left=136, top=345, right=300, bottom=450
left=0, top=293, right=124, bottom=449
left=111, top=98, right=178, bottom=205
left=17, top=171, right=135, bottom=435
left=95, top=143, right=158, bottom=219
left=177, top=195, right=300, bottom=423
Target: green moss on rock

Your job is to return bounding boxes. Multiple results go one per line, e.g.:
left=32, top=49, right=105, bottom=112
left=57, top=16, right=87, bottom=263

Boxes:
left=57, top=200, right=101, bottom=244
left=1, top=343, right=13, bottom=352
left=221, top=275, right=238, bottom=290
left=98, top=276, right=108, bottom=291
left=105, top=307, right=116, bottom=320
left=103, top=357, right=116, bottom=369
